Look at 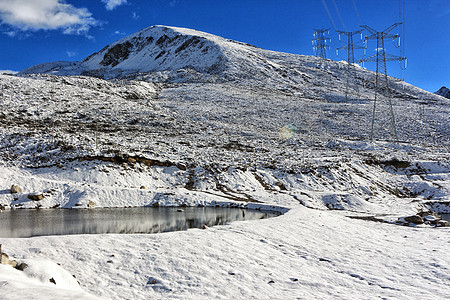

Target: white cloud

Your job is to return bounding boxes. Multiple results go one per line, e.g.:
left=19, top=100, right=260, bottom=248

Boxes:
left=0, top=0, right=98, bottom=35
left=0, top=70, right=18, bottom=74
left=66, top=50, right=76, bottom=57
left=4, top=31, right=17, bottom=37
left=102, top=0, right=127, bottom=11
left=132, top=11, right=139, bottom=20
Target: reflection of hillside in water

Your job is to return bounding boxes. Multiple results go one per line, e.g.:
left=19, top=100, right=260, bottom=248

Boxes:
left=0, top=207, right=278, bottom=238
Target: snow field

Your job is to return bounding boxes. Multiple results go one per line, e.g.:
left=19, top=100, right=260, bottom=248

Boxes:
left=1, top=205, right=449, bottom=299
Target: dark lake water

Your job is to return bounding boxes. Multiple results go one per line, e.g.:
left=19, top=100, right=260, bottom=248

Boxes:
left=441, top=214, right=450, bottom=222
left=0, top=207, right=279, bottom=238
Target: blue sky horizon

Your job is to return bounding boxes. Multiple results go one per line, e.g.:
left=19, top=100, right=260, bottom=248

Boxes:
left=0, top=0, right=448, bottom=92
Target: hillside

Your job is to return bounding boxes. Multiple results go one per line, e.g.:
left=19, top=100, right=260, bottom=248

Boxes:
left=1, top=25, right=449, bottom=299
left=4, top=25, right=450, bottom=211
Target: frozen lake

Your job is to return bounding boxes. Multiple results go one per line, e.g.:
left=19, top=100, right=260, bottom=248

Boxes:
left=0, top=207, right=279, bottom=238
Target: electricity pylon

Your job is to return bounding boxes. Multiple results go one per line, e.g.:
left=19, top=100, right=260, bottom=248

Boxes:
left=359, top=23, right=406, bottom=142
left=336, top=30, right=365, bottom=101
left=312, top=29, right=331, bottom=59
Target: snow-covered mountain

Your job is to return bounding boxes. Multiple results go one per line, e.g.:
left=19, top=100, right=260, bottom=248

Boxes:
left=435, top=86, right=450, bottom=99
left=21, top=25, right=277, bottom=81
left=1, top=25, right=450, bottom=300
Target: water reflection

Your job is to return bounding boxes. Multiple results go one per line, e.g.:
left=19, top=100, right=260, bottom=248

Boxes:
left=0, top=207, right=279, bottom=238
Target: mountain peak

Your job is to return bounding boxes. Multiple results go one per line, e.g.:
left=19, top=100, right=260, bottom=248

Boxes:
left=80, top=25, right=230, bottom=75
left=435, top=86, right=450, bottom=99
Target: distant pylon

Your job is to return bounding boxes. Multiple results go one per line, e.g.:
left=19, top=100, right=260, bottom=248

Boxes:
left=312, top=29, right=331, bottom=60
left=336, top=30, right=365, bottom=100
left=360, top=23, right=406, bottom=142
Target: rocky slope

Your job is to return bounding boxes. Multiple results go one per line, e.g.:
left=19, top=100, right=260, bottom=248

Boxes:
left=3, top=25, right=449, bottom=214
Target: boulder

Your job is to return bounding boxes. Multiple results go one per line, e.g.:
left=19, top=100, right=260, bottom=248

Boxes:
left=27, top=193, right=44, bottom=201
left=1, top=253, right=18, bottom=268
left=423, top=215, right=440, bottom=223
left=404, top=215, right=424, bottom=224
left=10, top=185, right=22, bottom=194
left=16, top=262, right=28, bottom=271
left=88, top=200, right=95, bottom=208
left=436, top=220, right=449, bottom=227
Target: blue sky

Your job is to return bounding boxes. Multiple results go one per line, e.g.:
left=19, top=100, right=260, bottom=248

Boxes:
left=0, top=0, right=448, bottom=92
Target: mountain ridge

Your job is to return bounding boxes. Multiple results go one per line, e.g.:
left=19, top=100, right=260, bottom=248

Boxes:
left=20, top=25, right=264, bottom=80
left=18, top=25, right=447, bottom=103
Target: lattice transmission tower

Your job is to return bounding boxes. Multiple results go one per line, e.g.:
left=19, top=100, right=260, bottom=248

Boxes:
left=359, top=23, right=406, bottom=142
left=336, top=30, right=365, bottom=101
left=312, top=29, right=331, bottom=60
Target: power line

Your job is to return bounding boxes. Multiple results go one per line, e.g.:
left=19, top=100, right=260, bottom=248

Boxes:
left=352, top=0, right=362, bottom=25
left=321, top=0, right=338, bottom=31
left=399, top=0, right=406, bottom=76
left=331, top=0, right=347, bottom=31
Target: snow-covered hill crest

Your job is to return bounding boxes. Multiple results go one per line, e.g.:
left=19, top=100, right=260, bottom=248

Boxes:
left=81, top=26, right=229, bottom=74
left=21, top=25, right=267, bottom=80
left=20, top=25, right=312, bottom=84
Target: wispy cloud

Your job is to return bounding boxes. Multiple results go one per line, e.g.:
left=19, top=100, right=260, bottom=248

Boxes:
left=132, top=11, right=139, bottom=20
left=102, top=0, right=127, bottom=11
left=4, top=31, right=17, bottom=37
left=0, top=0, right=98, bottom=35
left=66, top=50, right=76, bottom=57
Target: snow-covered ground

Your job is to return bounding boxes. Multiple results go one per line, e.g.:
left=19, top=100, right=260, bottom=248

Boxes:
left=1, top=26, right=449, bottom=299
left=1, top=205, right=449, bottom=299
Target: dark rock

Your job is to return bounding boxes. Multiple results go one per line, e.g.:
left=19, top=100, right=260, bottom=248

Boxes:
left=268, top=280, right=275, bottom=284
left=275, top=182, right=287, bottom=190
left=435, top=86, right=450, bottom=99
left=100, top=41, right=133, bottom=67
left=27, top=193, right=44, bottom=201
left=49, top=277, right=56, bottom=284
left=10, top=185, right=22, bottom=194
left=404, top=215, right=424, bottom=224
left=423, top=215, right=440, bottom=223
left=436, top=220, right=449, bottom=227
left=140, top=186, right=146, bottom=189
left=16, top=262, right=28, bottom=271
